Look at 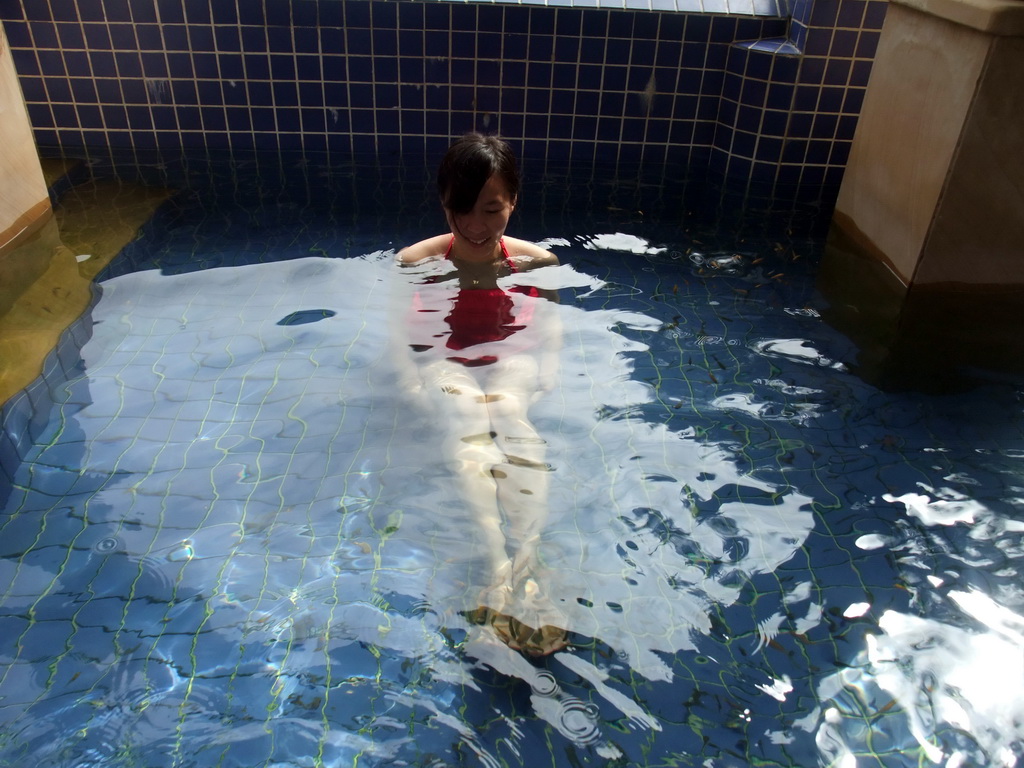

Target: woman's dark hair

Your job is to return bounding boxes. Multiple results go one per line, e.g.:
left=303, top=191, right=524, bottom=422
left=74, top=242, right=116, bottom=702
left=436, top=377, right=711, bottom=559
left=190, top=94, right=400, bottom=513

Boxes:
left=437, top=133, right=519, bottom=215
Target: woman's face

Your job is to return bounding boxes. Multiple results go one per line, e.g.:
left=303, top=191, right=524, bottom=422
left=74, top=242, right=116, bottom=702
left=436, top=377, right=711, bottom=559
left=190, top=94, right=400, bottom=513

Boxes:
left=445, top=174, right=516, bottom=260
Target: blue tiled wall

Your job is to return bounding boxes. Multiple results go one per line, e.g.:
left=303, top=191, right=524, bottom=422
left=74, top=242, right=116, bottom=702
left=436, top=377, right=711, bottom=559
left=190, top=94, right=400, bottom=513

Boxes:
left=1, top=0, right=885, bottom=189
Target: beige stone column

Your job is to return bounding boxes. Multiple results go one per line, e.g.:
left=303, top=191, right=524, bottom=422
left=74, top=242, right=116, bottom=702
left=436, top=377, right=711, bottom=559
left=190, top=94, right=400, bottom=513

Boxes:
left=0, top=22, right=49, bottom=254
left=821, top=0, right=1024, bottom=387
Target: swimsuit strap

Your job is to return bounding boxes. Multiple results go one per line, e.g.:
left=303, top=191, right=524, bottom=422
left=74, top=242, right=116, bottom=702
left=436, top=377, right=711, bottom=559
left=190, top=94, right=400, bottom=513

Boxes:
left=444, top=235, right=518, bottom=273
left=500, top=238, right=518, bottom=273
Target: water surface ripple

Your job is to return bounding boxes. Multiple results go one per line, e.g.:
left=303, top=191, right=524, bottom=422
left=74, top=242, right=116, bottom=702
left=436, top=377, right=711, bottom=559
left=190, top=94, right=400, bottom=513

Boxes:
left=1, top=175, right=1022, bottom=768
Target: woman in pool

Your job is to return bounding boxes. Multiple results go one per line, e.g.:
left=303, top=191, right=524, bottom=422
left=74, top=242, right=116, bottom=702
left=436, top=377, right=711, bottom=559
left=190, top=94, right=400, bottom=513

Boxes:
left=396, top=133, right=565, bottom=655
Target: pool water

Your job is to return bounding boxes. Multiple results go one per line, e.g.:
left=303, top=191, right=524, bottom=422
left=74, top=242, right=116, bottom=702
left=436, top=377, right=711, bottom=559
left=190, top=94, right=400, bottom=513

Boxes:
left=2, top=153, right=1023, bottom=768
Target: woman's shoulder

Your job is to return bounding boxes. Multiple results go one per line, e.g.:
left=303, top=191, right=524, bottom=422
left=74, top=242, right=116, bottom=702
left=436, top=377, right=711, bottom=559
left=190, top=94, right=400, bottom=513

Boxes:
left=397, top=234, right=451, bottom=265
left=503, top=237, right=559, bottom=271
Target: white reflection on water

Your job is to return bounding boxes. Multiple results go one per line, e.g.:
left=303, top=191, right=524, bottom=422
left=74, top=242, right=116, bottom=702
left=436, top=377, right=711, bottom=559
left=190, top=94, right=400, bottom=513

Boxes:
left=807, top=591, right=1024, bottom=768
left=752, top=337, right=847, bottom=371
left=884, top=484, right=988, bottom=526
left=3, top=253, right=818, bottom=764
left=809, top=482, right=1024, bottom=768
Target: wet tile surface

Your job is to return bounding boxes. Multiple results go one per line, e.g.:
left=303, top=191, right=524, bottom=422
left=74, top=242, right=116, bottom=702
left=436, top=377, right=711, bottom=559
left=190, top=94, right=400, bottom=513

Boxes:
left=1, top=154, right=1023, bottom=767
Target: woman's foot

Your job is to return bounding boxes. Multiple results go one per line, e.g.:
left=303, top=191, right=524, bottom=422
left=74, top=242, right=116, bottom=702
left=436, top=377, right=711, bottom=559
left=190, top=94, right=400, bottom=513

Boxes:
left=476, top=558, right=514, bottom=613
left=464, top=605, right=569, bottom=657
left=512, top=577, right=567, bottom=634
left=464, top=576, right=569, bottom=657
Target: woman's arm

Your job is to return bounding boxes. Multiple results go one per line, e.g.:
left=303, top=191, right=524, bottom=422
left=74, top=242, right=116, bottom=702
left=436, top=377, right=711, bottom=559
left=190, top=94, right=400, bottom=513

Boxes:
left=502, top=237, right=563, bottom=397
left=397, top=234, right=452, bottom=265
left=503, top=236, right=559, bottom=271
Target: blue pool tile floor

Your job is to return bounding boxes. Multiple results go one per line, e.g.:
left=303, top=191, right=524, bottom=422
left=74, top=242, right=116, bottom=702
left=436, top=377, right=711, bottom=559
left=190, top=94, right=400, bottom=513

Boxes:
left=1, top=152, right=1022, bottom=767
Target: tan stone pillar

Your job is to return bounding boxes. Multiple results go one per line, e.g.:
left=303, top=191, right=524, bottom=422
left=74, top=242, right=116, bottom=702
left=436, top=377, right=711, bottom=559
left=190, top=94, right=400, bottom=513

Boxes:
left=821, top=0, right=1024, bottom=388
left=0, top=22, right=49, bottom=255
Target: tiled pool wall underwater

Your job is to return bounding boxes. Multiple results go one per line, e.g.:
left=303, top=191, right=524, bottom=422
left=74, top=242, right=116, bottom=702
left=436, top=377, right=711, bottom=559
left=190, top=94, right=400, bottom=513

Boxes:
left=1, top=0, right=885, bottom=191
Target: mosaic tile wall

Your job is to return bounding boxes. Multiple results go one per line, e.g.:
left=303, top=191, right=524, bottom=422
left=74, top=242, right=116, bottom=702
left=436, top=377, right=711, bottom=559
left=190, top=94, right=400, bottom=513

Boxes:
left=1, top=0, right=886, bottom=189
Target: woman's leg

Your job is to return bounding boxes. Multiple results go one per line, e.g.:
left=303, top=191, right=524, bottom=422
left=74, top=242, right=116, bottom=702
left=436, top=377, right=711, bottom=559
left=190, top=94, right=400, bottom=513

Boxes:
left=478, top=355, right=568, bottom=648
left=419, top=360, right=514, bottom=609
left=482, top=356, right=552, bottom=581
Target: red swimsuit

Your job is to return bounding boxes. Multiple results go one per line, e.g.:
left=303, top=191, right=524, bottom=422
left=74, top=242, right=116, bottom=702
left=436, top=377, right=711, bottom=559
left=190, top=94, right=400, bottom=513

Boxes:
left=411, top=237, right=540, bottom=367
